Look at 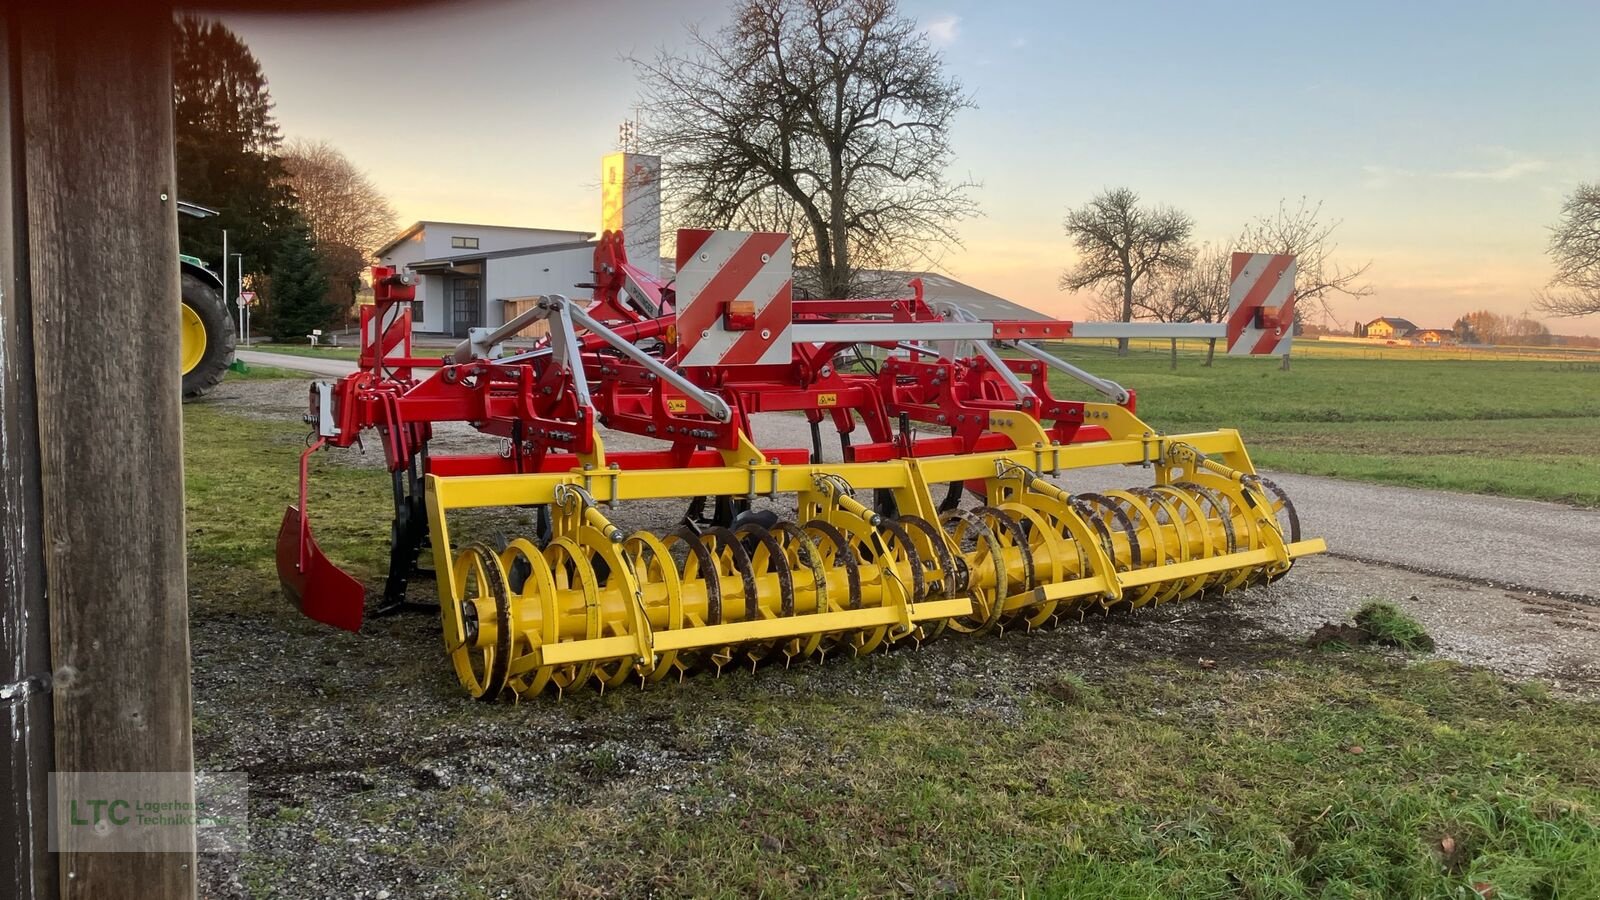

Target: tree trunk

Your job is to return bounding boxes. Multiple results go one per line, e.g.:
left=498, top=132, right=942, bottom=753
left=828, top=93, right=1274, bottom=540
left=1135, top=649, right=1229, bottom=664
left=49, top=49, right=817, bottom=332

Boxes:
left=1169, top=337, right=1178, bottom=370
left=827, top=151, right=850, bottom=297
left=1118, top=277, right=1133, bottom=356
left=1205, top=337, right=1217, bottom=367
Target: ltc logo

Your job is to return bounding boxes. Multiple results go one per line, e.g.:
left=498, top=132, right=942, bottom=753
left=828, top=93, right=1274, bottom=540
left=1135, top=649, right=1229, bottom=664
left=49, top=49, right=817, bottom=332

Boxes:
left=71, top=799, right=132, bottom=831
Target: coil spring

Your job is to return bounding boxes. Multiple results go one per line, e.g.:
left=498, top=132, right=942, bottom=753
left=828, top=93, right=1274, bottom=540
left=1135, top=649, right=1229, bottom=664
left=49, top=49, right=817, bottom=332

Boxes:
left=442, top=476, right=1301, bottom=699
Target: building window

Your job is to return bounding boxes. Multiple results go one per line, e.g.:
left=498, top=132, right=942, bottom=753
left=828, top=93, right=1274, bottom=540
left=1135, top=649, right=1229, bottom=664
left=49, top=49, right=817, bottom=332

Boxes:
left=450, top=236, right=479, bottom=250
left=411, top=299, right=424, bottom=324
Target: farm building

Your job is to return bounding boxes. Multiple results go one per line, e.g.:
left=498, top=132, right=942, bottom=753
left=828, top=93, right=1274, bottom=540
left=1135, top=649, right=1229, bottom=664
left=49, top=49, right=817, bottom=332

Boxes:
left=374, top=222, right=597, bottom=337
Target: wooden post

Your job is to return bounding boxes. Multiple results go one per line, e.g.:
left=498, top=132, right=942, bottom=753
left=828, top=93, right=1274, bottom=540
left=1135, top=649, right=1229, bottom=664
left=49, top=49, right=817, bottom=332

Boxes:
left=2, top=3, right=195, bottom=897
left=1, top=11, right=58, bottom=898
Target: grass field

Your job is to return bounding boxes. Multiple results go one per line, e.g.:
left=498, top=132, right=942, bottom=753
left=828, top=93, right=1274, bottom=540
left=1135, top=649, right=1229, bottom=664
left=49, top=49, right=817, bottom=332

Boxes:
left=245, top=331, right=1599, bottom=505
left=451, top=656, right=1600, bottom=899
left=1040, top=341, right=1600, bottom=506
left=183, top=387, right=1600, bottom=899
left=248, top=341, right=362, bottom=361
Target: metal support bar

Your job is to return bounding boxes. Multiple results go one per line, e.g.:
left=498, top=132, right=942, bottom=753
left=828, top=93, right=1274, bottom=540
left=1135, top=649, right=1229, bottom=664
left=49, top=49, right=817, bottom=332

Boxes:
left=543, top=296, right=594, bottom=411
left=970, top=338, right=1036, bottom=403
left=1066, top=321, right=1225, bottom=340
left=565, top=299, right=734, bottom=423
left=895, top=342, right=941, bottom=358
left=791, top=322, right=994, bottom=343
left=1009, top=340, right=1131, bottom=405
left=451, top=303, right=549, bottom=362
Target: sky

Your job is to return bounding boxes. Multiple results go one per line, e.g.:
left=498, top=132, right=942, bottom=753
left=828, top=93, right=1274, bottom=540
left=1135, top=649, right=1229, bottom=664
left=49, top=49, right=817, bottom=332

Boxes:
left=229, top=0, right=1600, bottom=335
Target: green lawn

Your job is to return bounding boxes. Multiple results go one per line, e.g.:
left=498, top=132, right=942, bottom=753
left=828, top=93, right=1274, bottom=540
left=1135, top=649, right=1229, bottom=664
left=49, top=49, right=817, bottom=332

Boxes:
left=443, top=655, right=1600, bottom=899
left=242, top=326, right=1600, bottom=505
left=1041, top=343, right=1600, bottom=506
left=184, top=385, right=1600, bottom=899
left=247, top=340, right=363, bottom=361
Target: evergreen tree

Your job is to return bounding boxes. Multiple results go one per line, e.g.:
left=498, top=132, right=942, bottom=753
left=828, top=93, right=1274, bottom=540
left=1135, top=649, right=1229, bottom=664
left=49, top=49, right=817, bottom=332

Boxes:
left=172, top=15, right=297, bottom=280
left=266, top=221, right=333, bottom=342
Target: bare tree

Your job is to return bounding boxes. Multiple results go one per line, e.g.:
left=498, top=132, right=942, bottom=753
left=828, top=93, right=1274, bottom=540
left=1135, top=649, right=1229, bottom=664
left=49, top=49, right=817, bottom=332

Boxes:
left=1459, top=309, right=1551, bottom=346
left=1236, top=197, right=1372, bottom=369
left=633, top=0, right=976, bottom=298
left=1060, top=188, right=1195, bottom=355
left=1536, top=182, right=1600, bottom=317
left=1145, top=242, right=1235, bottom=366
left=1144, top=244, right=1239, bottom=369
left=280, top=138, right=397, bottom=316
left=1136, top=271, right=1200, bottom=369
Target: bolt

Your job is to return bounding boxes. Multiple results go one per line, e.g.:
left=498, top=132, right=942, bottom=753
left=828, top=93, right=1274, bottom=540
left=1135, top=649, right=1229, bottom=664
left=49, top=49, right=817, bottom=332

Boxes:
left=760, top=329, right=771, bottom=339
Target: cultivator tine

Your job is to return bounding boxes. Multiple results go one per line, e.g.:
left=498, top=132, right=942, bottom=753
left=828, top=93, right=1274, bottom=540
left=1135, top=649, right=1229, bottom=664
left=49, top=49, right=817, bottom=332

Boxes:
left=276, top=440, right=366, bottom=632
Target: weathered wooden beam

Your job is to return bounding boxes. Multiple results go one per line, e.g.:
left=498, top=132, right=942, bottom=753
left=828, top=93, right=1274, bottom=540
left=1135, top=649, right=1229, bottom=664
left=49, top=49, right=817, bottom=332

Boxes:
left=5, top=3, right=195, bottom=896
left=1, top=10, right=58, bottom=899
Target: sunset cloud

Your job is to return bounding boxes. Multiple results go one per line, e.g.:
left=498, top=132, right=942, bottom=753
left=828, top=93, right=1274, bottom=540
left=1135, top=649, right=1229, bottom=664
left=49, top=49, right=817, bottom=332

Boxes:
left=924, top=14, right=960, bottom=46
left=1364, top=149, right=1548, bottom=187
left=1440, top=154, right=1548, bottom=181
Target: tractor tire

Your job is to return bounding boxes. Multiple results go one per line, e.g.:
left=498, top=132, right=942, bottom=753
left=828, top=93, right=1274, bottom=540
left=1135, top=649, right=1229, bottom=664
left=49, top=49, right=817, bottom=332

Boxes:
left=180, top=271, right=236, bottom=400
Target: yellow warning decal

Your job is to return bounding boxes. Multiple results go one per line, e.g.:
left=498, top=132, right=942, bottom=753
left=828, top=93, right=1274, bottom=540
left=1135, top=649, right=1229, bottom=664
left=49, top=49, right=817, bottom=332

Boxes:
left=817, top=393, right=838, bottom=407
left=667, top=398, right=688, bottom=413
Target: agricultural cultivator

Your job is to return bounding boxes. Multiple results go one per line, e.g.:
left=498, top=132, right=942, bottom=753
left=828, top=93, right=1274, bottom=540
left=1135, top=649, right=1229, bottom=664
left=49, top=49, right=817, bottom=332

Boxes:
left=277, top=229, right=1325, bottom=700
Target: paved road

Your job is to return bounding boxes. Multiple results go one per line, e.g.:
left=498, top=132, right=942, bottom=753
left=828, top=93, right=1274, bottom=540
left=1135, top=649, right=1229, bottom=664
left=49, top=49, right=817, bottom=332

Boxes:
left=237, top=349, right=356, bottom=379
left=236, top=349, right=1600, bottom=599
left=1267, top=472, right=1599, bottom=599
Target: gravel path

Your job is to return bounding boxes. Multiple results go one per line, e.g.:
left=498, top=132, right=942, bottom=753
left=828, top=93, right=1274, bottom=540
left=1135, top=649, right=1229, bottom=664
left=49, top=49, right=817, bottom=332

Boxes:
left=237, top=348, right=357, bottom=379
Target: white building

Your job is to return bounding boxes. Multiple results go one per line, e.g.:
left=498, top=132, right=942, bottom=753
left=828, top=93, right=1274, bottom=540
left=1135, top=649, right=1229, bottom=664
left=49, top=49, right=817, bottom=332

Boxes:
left=374, top=152, right=663, bottom=338
left=373, top=222, right=594, bottom=337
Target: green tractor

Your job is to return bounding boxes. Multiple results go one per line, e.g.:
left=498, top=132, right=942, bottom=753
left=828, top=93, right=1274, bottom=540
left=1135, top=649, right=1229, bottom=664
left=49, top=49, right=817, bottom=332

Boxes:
left=178, top=253, right=236, bottom=398
left=178, top=201, right=238, bottom=399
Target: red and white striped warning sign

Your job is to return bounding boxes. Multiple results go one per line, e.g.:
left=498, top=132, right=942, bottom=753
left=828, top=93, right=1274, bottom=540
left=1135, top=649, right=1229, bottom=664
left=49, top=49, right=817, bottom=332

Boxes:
left=1227, top=253, right=1297, bottom=356
left=673, top=229, right=793, bottom=367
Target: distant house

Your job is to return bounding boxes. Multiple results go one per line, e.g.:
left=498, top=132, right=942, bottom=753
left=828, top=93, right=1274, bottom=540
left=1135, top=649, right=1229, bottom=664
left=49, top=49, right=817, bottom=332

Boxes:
left=1362, top=316, right=1418, bottom=340
left=1412, top=328, right=1457, bottom=345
